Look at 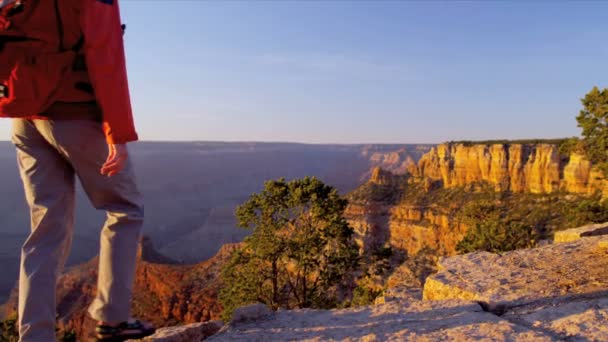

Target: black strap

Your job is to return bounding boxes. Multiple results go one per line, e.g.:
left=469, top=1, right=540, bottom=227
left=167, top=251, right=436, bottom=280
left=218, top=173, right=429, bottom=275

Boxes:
left=74, top=81, right=93, bottom=94
left=0, top=84, right=8, bottom=98
left=72, top=35, right=84, bottom=52
left=5, top=1, right=24, bottom=17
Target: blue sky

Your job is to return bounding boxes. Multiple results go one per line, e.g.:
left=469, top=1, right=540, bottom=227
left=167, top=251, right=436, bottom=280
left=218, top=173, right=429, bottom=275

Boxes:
left=2, top=1, right=608, bottom=143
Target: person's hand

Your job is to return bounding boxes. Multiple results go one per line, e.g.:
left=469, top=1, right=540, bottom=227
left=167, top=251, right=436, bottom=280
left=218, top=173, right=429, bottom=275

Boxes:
left=101, top=144, right=128, bottom=177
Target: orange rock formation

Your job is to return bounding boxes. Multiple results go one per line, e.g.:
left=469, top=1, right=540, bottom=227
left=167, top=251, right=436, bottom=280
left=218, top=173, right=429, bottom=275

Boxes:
left=416, top=143, right=607, bottom=195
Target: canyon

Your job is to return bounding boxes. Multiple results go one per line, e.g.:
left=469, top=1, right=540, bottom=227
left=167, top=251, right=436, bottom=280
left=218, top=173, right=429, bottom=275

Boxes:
left=3, top=140, right=607, bottom=341
left=0, top=142, right=431, bottom=303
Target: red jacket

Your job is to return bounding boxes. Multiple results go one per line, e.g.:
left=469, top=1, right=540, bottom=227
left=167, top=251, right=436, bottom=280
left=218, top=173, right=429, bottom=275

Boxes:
left=19, top=0, right=138, bottom=144
left=79, top=0, right=138, bottom=144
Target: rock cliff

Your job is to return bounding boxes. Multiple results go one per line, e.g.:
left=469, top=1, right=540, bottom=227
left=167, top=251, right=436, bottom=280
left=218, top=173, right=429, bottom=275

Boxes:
left=416, top=143, right=607, bottom=195
left=346, top=201, right=467, bottom=258
left=344, top=142, right=608, bottom=305
left=347, top=142, right=608, bottom=260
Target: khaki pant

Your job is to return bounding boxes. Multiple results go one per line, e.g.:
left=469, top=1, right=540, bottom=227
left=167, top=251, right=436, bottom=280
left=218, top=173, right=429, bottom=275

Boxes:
left=11, top=119, right=144, bottom=342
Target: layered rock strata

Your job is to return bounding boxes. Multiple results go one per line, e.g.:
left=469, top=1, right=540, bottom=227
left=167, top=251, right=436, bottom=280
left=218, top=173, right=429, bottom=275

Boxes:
left=416, top=143, right=607, bottom=195
left=346, top=202, right=466, bottom=257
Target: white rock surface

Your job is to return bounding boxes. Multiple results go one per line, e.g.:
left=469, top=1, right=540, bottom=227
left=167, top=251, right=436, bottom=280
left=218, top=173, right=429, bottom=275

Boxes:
left=129, top=321, right=222, bottom=342
left=209, top=300, right=551, bottom=341
left=506, top=297, right=608, bottom=342
left=230, top=303, right=273, bottom=324
left=423, top=236, right=608, bottom=313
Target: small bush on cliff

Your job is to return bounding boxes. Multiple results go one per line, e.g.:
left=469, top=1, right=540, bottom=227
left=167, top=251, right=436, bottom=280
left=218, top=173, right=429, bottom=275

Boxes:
left=350, top=277, right=384, bottom=307
left=220, top=177, right=359, bottom=321
left=457, top=217, right=538, bottom=254
left=455, top=191, right=608, bottom=254
left=557, top=137, right=583, bottom=157
left=564, top=193, right=608, bottom=227
left=577, top=86, right=608, bottom=176
left=348, top=182, right=405, bottom=204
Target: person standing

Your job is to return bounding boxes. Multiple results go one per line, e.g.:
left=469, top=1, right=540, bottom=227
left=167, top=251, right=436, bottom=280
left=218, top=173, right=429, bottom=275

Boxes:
left=1, top=0, right=155, bottom=340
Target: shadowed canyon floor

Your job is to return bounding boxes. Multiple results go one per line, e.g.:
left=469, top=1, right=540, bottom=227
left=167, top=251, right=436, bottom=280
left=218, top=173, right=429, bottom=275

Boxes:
left=136, top=223, right=608, bottom=341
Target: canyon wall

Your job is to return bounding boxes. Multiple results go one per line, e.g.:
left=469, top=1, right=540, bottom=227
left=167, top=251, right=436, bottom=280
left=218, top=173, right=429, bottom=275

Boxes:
left=416, top=143, right=607, bottom=195
left=346, top=202, right=466, bottom=257
left=347, top=143, right=608, bottom=259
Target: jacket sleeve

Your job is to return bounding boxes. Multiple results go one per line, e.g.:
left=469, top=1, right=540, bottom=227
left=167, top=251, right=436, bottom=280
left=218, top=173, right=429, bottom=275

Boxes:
left=81, top=0, right=138, bottom=144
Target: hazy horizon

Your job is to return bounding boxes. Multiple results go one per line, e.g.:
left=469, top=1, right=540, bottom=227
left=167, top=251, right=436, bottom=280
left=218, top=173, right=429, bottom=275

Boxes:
left=0, top=135, right=579, bottom=145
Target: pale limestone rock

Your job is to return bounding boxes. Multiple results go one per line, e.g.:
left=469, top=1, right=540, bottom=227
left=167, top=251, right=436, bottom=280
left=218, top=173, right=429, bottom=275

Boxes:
left=231, top=303, right=272, bottom=324
left=208, top=300, right=551, bottom=341
left=130, top=321, right=222, bottom=342
left=423, top=237, right=608, bottom=313
left=553, top=222, right=608, bottom=243
left=506, top=297, right=608, bottom=342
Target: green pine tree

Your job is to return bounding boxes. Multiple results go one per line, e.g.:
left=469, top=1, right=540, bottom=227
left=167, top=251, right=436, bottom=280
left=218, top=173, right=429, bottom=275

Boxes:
left=220, top=177, right=359, bottom=321
left=577, top=86, right=608, bottom=176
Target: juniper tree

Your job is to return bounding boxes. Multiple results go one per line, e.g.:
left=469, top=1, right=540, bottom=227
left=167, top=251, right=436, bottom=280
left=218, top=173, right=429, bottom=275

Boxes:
left=220, top=177, right=359, bottom=321
left=577, top=86, right=608, bottom=176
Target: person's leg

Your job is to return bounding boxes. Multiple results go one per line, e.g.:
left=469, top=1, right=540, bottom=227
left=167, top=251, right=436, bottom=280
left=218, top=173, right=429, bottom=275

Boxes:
left=32, top=119, right=144, bottom=324
left=12, top=119, right=76, bottom=342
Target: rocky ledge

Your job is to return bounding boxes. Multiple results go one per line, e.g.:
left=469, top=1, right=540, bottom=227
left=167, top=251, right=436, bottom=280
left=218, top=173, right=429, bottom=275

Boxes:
left=134, top=223, right=608, bottom=341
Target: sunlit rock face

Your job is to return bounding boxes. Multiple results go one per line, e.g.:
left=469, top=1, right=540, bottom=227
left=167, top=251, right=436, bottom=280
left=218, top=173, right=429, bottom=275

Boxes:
left=347, top=142, right=608, bottom=261
left=417, top=143, right=607, bottom=195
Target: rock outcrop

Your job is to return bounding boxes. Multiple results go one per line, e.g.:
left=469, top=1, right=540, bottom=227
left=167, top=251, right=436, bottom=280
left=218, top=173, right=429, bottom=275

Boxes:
left=423, top=236, right=608, bottom=313
left=368, top=167, right=402, bottom=186
left=416, top=143, right=607, bottom=195
left=208, top=300, right=551, bottom=341
left=132, top=321, right=223, bottom=342
left=553, top=222, right=608, bottom=243
left=203, top=224, right=608, bottom=341
left=347, top=202, right=467, bottom=258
